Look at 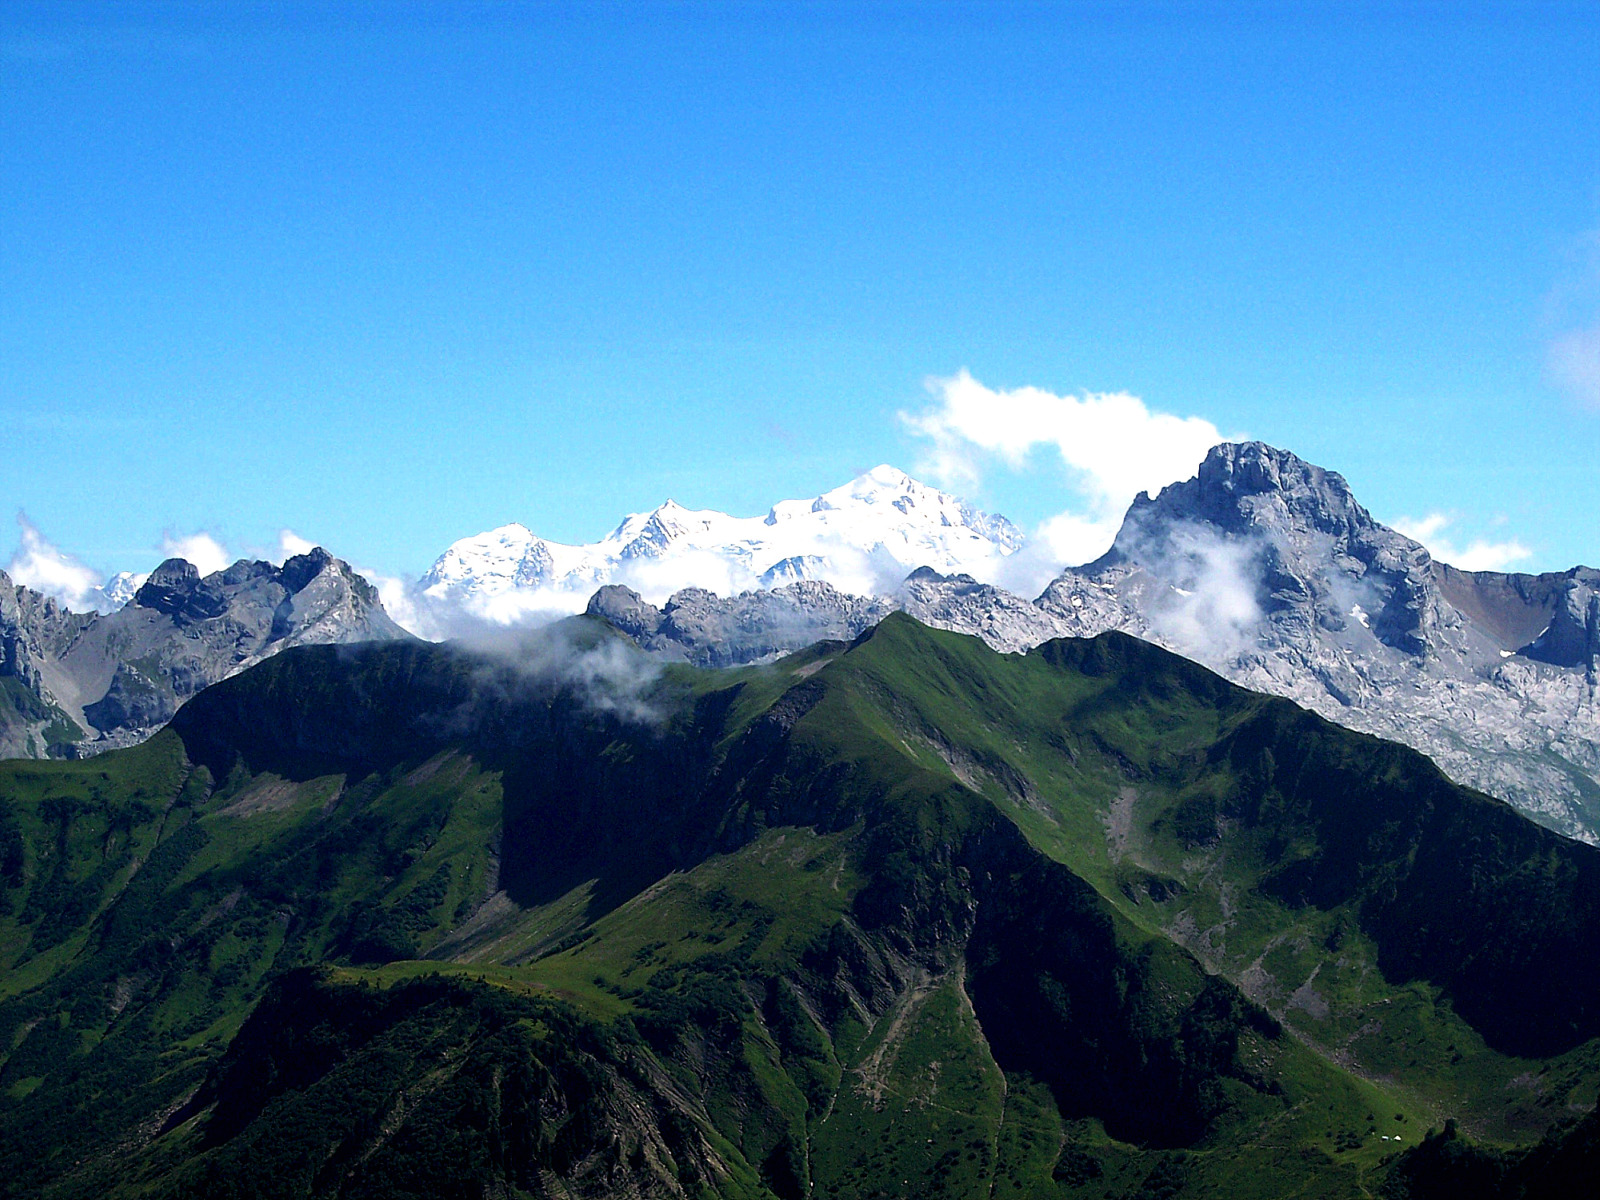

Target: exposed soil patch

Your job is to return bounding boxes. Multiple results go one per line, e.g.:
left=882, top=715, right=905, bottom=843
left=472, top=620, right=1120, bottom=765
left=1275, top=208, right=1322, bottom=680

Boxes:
left=220, top=776, right=309, bottom=818
left=1102, top=786, right=1137, bottom=862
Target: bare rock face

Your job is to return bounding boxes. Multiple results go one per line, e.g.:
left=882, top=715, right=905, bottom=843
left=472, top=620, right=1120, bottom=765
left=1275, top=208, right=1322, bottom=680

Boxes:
left=893, top=567, right=1070, bottom=652
left=585, top=581, right=892, bottom=667
left=1523, top=572, right=1600, bottom=669
left=0, top=548, right=410, bottom=758
left=585, top=584, right=668, bottom=644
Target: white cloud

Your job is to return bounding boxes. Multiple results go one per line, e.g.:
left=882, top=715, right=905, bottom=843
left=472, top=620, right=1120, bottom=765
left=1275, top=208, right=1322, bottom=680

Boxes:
left=901, top=370, right=1232, bottom=584
left=6, top=513, right=103, bottom=611
left=357, top=568, right=436, bottom=638
left=1549, top=324, right=1600, bottom=411
left=159, top=531, right=232, bottom=577
left=278, top=529, right=317, bottom=560
left=1138, top=523, right=1265, bottom=665
left=1390, top=512, right=1532, bottom=572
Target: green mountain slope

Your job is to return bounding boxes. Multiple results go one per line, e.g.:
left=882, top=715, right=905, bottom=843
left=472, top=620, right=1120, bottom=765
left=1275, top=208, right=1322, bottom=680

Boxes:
left=0, top=614, right=1595, bottom=1198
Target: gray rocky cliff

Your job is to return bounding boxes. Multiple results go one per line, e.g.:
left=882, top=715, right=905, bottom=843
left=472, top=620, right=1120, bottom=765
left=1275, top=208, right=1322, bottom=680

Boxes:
left=0, top=548, right=410, bottom=758
left=893, top=567, right=1071, bottom=652
left=586, top=581, right=893, bottom=668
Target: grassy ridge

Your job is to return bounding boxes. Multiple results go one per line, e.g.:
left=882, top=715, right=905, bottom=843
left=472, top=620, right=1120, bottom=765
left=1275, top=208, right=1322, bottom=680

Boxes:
left=0, top=614, right=1595, bottom=1197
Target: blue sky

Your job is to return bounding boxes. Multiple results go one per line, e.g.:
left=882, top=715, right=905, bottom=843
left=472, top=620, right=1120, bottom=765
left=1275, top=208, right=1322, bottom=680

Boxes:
left=3, top=0, right=1597, bottom=593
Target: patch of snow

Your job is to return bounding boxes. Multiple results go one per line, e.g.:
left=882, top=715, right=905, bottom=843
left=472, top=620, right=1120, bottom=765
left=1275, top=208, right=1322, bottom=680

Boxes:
left=1350, top=604, right=1370, bottom=628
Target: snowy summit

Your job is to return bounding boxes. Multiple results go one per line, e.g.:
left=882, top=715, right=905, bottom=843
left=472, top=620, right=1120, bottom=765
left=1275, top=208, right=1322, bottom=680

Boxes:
left=420, top=465, right=1025, bottom=621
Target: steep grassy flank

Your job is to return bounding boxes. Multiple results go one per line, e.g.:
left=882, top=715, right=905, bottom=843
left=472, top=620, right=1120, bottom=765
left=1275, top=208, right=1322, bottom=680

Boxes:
left=1, top=613, right=1596, bottom=1198
left=810, top=617, right=1600, bottom=1136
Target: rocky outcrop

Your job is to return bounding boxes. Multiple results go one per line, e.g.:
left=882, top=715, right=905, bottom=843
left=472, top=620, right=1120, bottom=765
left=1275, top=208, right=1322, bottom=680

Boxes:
left=586, top=581, right=892, bottom=667
left=0, top=548, right=410, bottom=758
left=1522, top=572, right=1600, bottom=669
left=894, top=567, right=1070, bottom=652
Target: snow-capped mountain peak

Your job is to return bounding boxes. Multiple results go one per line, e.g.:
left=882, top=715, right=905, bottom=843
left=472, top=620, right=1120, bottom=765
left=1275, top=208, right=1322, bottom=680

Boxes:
left=95, top=570, right=150, bottom=612
left=420, top=467, right=1025, bottom=615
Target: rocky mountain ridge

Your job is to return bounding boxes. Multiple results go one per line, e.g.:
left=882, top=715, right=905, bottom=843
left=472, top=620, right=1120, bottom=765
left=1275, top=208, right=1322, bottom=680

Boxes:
left=0, top=547, right=409, bottom=758
left=6, top=444, right=1594, bottom=840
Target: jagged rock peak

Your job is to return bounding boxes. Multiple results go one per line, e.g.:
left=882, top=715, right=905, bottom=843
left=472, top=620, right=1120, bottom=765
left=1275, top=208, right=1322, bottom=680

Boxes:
left=1120, top=441, right=1382, bottom=547
left=132, top=547, right=367, bottom=618
left=134, top=557, right=202, bottom=603
left=134, top=558, right=224, bottom=620
left=278, top=545, right=336, bottom=592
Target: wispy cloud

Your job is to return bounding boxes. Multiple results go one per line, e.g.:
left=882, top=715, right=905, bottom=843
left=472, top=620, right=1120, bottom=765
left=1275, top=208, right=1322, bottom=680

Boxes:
left=901, top=370, right=1234, bottom=585
left=1390, top=512, right=1532, bottom=572
left=277, top=529, right=318, bottom=560
left=1548, top=325, right=1600, bottom=412
left=6, top=513, right=103, bottom=611
left=1545, top=227, right=1600, bottom=412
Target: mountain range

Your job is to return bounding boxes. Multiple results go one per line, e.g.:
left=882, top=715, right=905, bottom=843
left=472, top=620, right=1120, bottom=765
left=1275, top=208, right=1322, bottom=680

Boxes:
left=573, top=444, right=1600, bottom=843
left=1, top=612, right=1595, bottom=1198
left=3, top=443, right=1596, bottom=845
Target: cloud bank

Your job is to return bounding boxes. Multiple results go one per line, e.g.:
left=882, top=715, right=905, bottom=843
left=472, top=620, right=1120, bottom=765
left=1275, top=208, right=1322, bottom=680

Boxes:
left=1390, top=513, right=1532, bottom=572
left=902, top=370, right=1232, bottom=588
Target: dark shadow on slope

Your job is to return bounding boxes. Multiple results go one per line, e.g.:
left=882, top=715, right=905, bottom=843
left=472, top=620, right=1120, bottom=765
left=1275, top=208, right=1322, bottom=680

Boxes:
left=1210, top=701, right=1600, bottom=1058
left=962, top=825, right=1282, bottom=1149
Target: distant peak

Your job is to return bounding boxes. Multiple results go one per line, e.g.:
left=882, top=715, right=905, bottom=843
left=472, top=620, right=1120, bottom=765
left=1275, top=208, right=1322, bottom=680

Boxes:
left=150, top=556, right=202, bottom=580
left=858, top=464, right=914, bottom=487
left=463, top=522, right=537, bottom=544
left=1181, top=440, right=1363, bottom=515
left=279, top=546, right=335, bottom=593
left=822, top=464, right=938, bottom=506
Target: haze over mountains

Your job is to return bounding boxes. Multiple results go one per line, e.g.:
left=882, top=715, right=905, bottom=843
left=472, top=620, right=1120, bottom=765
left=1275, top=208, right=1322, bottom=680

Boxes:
left=4, top=442, right=1596, bottom=842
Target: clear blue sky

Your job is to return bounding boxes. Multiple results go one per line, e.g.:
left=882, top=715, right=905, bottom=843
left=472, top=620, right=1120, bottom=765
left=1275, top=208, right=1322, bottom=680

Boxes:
left=3, top=1, right=1597, bottom=582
